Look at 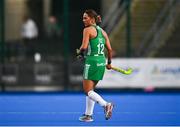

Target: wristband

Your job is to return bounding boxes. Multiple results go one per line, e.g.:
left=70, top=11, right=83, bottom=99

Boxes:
left=108, top=59, right=111, bottom=64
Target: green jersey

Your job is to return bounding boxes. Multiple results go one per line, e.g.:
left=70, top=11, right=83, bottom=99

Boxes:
left=86, top=25, right=105, bottom=57
left=83, top=25, right=106, bottom=80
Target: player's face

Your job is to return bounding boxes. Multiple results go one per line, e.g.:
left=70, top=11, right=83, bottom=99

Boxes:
left=83, top=13, right=93, bottom=27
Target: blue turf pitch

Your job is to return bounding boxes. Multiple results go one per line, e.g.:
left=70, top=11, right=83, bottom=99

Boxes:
left=0, top=92, right=180, bottom=126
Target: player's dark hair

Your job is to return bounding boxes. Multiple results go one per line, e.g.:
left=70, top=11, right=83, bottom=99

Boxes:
left=84, top=9, right=101, bottom=24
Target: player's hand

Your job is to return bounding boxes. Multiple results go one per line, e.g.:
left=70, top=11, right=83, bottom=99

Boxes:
left=76, top=49, right=84, bottom=60
left=106, top=64, right=112, bottom=70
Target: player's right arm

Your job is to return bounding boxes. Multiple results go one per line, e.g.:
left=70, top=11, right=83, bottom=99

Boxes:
left=80, top=27, right=91, bottom=50
left=76, top=27, right=91, bottom=59
left=102, top=29, right=112, bottom=70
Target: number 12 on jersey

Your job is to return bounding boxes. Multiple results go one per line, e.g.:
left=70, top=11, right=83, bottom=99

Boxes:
left=97, top=43, right=104, bottom=55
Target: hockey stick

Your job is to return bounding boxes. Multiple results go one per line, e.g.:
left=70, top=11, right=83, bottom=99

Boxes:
left=111, top=66, right=133, bottom=75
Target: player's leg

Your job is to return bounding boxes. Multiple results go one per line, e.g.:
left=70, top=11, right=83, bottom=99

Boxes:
left=79, top=80, right=96, bottom=122
left=84, top=80, right=114, bottom=120
left=83, top=80, right=107, bottom=106
left=84, top=81, right=98, bottom=116
left=85, top=96, right=95, bottom=116
left=79, top=95, right=95, bottom=122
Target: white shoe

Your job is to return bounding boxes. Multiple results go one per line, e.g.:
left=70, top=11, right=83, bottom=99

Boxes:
left=79, top=114, right=94, bottom=122
left=104, top=103, right=114, bottom=120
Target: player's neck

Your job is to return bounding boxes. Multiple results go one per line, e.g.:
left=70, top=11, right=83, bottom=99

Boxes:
left=91, top=24, right=97, bottom=27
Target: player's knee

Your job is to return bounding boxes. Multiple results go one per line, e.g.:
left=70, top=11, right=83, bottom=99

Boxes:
left=87, top=90, right=94, bottom=97
left=83, top=89, right=93, bottom=96
left=83, top=89, right=89, bottom=95
left=83, top=90, right=88, bottom=96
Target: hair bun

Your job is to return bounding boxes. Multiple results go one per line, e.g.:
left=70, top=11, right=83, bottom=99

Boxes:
left=97, top=15, right=102, bottom=23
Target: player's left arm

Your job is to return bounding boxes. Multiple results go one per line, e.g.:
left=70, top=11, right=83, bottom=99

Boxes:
left=102, top=29, right=112, bottom=69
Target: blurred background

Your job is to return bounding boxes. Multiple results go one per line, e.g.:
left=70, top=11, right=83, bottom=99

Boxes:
left=0, top=0, right=180, bottom=92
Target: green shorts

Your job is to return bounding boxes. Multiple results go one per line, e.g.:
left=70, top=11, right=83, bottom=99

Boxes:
left=83, top=56, right=106, bottom=80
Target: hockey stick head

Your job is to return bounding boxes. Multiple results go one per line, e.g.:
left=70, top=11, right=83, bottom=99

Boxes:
left=111, top=66, right=133, bottom=75
left=124, top=68, right=133, bottom=75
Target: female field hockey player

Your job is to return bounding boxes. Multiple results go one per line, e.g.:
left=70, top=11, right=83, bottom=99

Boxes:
left=76, top=9, right=114, bottom=122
